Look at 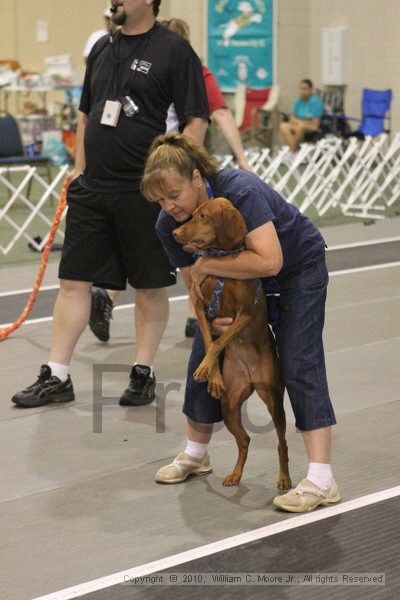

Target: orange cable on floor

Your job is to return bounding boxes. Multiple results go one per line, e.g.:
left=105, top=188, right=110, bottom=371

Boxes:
left=0, top=175, right=71, bottom=342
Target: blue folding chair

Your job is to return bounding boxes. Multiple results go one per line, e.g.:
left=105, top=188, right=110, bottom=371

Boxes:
left=349, top=88, right=392, bottom=138
left=0, top=113, right=51, bottom=169
left=0, top=113, right=51, bottom=197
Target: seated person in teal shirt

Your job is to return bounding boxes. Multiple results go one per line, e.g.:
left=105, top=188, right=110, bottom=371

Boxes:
left=280, top=79, right=324, bottom=152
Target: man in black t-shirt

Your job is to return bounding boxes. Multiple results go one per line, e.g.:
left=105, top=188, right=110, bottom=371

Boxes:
left=11, top=0, right=209, bottom=410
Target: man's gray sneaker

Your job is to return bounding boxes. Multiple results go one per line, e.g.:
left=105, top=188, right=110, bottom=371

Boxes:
left=11, top=365, right=75, bottom=408
left=185, top=317, right=197, bottom=338
left=119, top=364, right=156, bottom=406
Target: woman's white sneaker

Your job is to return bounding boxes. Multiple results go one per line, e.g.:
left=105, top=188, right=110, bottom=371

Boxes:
left=155, top=452, right=212, bottom=484
left=273, top=478, right=341, bottom=512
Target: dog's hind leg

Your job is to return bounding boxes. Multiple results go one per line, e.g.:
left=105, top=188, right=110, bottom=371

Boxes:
left=255, top=355, right=292, bottom=490
left=220, top=358, right=253, bottom=486
left=221, top=400, right=251, bottom=486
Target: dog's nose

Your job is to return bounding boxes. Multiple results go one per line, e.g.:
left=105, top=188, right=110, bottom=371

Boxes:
left=172, top=228, right=182, bottom=240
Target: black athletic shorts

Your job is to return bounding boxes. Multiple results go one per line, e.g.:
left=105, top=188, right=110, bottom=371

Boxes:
left=58, top=177, right=177, bottom=290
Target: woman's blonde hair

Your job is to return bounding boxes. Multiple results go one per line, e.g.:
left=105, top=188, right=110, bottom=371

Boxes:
left=165, top=18, right=191, bottom=42
left=141, top=133, right=220, bottom=202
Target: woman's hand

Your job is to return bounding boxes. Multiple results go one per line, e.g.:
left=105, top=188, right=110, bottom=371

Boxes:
left=190, top=257, right=207, bottom=301
left=211, top=317, right=233, bottom=336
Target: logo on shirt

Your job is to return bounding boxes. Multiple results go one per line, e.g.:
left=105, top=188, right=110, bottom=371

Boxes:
left=131, top=59, right=152, bottom=74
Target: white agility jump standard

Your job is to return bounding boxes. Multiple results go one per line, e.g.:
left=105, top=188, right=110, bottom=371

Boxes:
left=0, top=165, right=69, bottom=255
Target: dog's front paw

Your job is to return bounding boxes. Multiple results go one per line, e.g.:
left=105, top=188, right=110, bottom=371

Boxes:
left=193, top=358, right=213, bottom=383
left=207, top=370, right=225, bottom=399
left=194, top=360, right=225, bottom=399
left=277, top=475, right=292, bottom=490
left=223, top=471, right=242, bottom=486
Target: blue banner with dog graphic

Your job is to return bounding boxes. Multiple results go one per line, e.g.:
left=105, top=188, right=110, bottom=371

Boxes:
left=207, top=0, right=274, bottom=91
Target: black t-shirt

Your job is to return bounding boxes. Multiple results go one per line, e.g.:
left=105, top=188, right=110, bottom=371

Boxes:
left=79, top=24, right=209, bottom=192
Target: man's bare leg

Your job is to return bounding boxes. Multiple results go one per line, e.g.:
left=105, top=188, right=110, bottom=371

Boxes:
left=107, top=290, right=120, bottom=304
left=50, top=279, right=92, bottom=365
left=134, top=287, right=169, bottom=366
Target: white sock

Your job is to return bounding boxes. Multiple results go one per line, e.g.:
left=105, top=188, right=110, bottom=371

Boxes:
left=47, top=361, right=69, bottom=382
left=133, top=363, right=154, bottom=377
left=306, top=463, right=333, bottom=491
left=184, top=439, right=208, bottom=460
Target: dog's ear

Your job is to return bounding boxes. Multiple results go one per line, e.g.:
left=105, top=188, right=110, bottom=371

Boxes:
left=216, top=203, right=247, bottom=250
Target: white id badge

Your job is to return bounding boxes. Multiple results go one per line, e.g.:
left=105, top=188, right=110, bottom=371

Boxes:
left=101, top=100, right=122, bottom=127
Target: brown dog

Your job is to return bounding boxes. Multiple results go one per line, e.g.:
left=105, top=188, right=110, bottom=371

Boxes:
left=173, top=198, right=291, bottom=489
